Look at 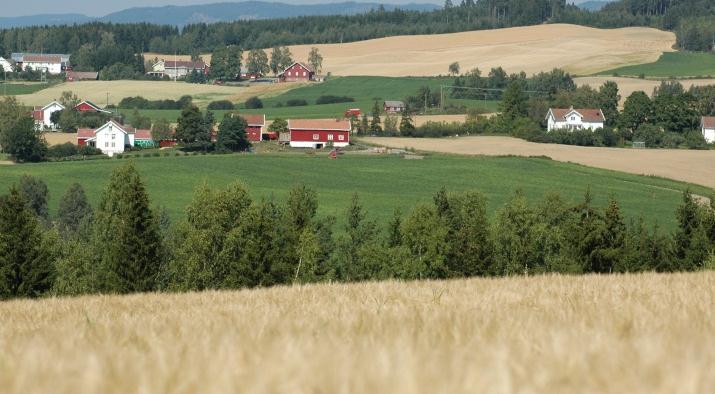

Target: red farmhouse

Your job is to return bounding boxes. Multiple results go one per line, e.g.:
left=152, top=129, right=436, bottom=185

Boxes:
left=74, top=100, right=111, bottom=114
left=278, top=62, right=315, bottom=83
left=288, top=119, right=350, bottom=149
left=240, top=114, right=267, bottom=142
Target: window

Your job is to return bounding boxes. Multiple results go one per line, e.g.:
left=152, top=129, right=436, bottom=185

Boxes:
left=327, top=134, right=334, bottom=141
left=571, top=116, right=575, bottom=121
left=313, top=134, right=319, bottom=140
left=303, top=71, right=307, bottom=76
left=105, top=142, right=108, bottom=147
left=111, top=142, right=115, bottom=147
left=287, top=71, right=291, bottom=76
left=338, top=135, right=345, bottom=141
left=111, top=134, right=115, bottom=140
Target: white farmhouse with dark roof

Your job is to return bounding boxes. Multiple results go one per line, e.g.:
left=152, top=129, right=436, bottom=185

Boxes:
left=546, top=107, right=605, bottom=132
left=12, top=53, right=70, bottom=75
left=702, top=116, right=715, bottom=144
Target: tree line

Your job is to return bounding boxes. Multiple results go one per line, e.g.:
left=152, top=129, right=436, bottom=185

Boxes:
left=1, top=163, right=713, bottom=299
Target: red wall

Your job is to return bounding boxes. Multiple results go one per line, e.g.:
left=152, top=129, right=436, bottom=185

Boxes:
left=246, top=126, right=263, bottom=142
left=77, top=138, right=88, bottom=146
left=282, top=64, right=313, bottom=82
left=290, top=129, right=349, bottom=143
left=75, top=102, right=98, bottom=112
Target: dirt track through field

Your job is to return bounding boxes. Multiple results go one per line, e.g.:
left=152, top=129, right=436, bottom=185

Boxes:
left=362, top=136, right=715, bottom=189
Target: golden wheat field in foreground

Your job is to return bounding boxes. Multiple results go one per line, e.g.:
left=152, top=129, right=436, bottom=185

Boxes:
left=1, top=273, right=714, bottom=394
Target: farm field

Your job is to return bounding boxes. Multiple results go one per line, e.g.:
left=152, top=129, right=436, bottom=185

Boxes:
left=13, top=80, right=298, bottom=107
left=147, top=24, right=675, bottom=77
left=362, top=136, right=715, bottom=190
left=599, top=52, right=715, bottom=78
left=0, top=82, right=55, bottom=96
left=2, top=272, right=714, bottom=393
left=131, top=76, right=499, bottom=121
left=574, top=76, right=715, bottom=105
left=0, top=153, right=708, bottom=230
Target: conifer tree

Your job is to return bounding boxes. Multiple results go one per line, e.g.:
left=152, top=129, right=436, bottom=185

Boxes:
left=93, top=163, right=163, bottom=293
left=399, top=110, right=415, bottom=134
left=57, top=183, right=93, bottom=238
left=0, top=186, right=55, bottom=299
left=369, top=101, right=382, bottom=133
left=18, top=175, right=49, bottom=222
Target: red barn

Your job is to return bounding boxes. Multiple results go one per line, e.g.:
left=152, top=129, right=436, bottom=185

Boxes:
left=77, top=128, right=95, bottom=146
left=288, top=119, right=350, bottom=149
left=278, top=62, right=315, bottom=83
left=74, top=100, right=111, bottom=114
left=240, top=114, right=267, bottom=142
left=66, top=71, right=99, bottom=82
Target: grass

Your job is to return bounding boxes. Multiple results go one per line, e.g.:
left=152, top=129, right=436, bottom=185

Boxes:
left=1, top=272, right=714, bottom=393
left=599, top=52, right=715, bottom=78
left=0, top=153, right=707, bottom=229
left=0, top=81, right=54, bottom=96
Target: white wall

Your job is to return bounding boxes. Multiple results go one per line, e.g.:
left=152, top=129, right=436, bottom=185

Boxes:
left=24, top=62, right=63, bottom=75
left=95, top=123, right=129, bottom=157
left=703, top=127, right=715, bottom=144
left=41, top=103, right=64, bottom=129
left=547, top=113, right=603, bottom=132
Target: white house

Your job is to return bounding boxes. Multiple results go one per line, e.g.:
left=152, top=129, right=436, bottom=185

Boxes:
left=0, top=57, right=14, bottom=73
left=546, top=107, right=606, bottom=132
left=12, top=53, right=70, bottom=75
left=702, top=116, right=715, bottom=144
left=32, top=101, right=65, bottom=130
left=91, top=121, right=132, bottom=157
left=149, top=60, right=208, bottom=79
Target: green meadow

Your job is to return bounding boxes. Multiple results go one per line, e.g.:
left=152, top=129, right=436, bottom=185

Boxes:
left=0, top=82, right=54, bottom=96
left=0, top=153, right=707, bottom=230
left=600, top=52, right=715, bottom=78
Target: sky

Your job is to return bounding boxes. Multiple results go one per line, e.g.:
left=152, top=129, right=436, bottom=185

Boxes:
left=3, top=0, right=591, bottom=17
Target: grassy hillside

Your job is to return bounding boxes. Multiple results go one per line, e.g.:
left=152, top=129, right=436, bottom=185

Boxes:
left=2, top=272, right=713, bottom=393
left=600, top=52, right=715, bottom=78
left=131, top=76, right=499, bottom=121
left=0, top=153, right=706, bottom=229
left=0, top=82, right=53, bottom=96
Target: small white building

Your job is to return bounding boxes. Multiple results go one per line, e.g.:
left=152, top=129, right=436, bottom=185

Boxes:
left=149, top=60, right=208, bottom=79
left=546, top=107, right=606, bottom=132
left=83, top=121, right=133, bottom=157
left=32, top=101, right=65, bottom=130
left=702, top=116, right=715, bottom=144
left=0, top=57, right=14, bottom=72
left=12, top=53, right=70, bottom=75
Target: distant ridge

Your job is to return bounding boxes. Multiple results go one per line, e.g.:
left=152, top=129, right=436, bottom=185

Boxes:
left=0, top=1, right=441, bottom=29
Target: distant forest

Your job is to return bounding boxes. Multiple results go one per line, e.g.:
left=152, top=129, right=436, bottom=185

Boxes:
left=0, top=0, right=713, bottom=77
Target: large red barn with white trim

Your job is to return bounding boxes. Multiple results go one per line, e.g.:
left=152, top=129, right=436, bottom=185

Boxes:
left=288, top=119, right=350, bottom=149
left=278, top=62, right=315, bottom=83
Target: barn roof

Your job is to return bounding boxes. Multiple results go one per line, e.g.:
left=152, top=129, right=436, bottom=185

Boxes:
left=548, top=108, right=605, bottom=123
left=240, top=114, right=265, bottom=126
left=288, top=118, right=351, bottom=131
left=702, top=116, right=715, bottom=129
left=77, top=128, right=95, bottom=139
left=23, top=55, right=62, bottom=63
left=131, top=128, right=153, bottom=140
left=278, top=62, right=314, bottom=76
left=384, top=100, right=405, bottom=107
left=163, top=60, right=206, bottom=69
left=66, top=71, right=98, bottom=80
left=75, top=100, right=111, bottom=113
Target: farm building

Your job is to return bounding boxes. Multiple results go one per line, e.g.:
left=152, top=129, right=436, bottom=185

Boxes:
left=149, top=60, right=209, bottom=79
left=0, top=57, right=14, bottom=72
left=546, top=107, right=605, bottom=132
left=240, top=66, right=263, bottom=80
left=702, top=117, right=715, bottom=144
left=12, top=53, right=70, bottom=75
left=32, top=101, right=65, bottom=130
left=78, top=120, right=156, bottom=156
left=384, top=101, right=405, bottom=113
left=239, top=114, right=268, bottom=142
left=288, top=119, right=350, bottom=149
left=74, top=100, right=111, bottom=114
left=66, top=71, right=98, bottom=82
left=278, top=62, right=315, bottom=82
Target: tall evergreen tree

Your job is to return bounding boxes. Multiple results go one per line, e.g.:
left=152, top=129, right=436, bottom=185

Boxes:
left=18, top=175, right=49, bottom=222
left=0, top=186, right=55, bottom=299
left=369, top=100, right=382, bottom=133
left=57, top=183, right=93, bottom=238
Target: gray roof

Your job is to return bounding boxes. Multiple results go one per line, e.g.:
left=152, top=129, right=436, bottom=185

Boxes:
left=11, top=53, right=70, bottom=63
left=384, top=100, right=405, bottom=107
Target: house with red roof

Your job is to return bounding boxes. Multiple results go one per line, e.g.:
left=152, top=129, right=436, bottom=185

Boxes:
left=77, top=120, right=155, bottom=156
left=288, top=119, right=350, bottom=148
left=239, top=114, right=267, bottom=142
left=12, top=53, right=70, bottom=75
left=702, top=117, right=715, bottom=144
left=278, top=62, right=315, bottom=83
left=74, top=100, right=111, bottom=114
left=546, top=107, right=605, bottom=132
left=32, top=101, right=65, bottom=130
left=66, top=71, right=98, bottom=82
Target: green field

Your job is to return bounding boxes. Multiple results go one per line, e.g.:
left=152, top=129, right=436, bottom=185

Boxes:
left=128, top=76, right=499, bottom=121
left=0, top=82, right=53, bottom=96
left=0, top=153, right=707, bottom=230
left=600, top=52, right=715, bottom=78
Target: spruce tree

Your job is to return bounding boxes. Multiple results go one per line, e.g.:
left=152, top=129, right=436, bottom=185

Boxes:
left=93, top=163, right=163, bottom=293
left=369, top=101, right=382, bottom=133
left=399, top=111, right=415, bottom=134
left=18, top=175, right=49, bottom=222
left=0, top=186, right=55, bottom=299
left=57, top=183, right=93, bottom=238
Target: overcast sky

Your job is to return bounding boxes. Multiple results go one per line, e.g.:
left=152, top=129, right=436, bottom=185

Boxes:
left=4, top=0, right=589, bottom=17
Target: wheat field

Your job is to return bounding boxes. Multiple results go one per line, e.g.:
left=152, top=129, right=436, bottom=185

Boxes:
left=1, top=272, right=714, bottom=393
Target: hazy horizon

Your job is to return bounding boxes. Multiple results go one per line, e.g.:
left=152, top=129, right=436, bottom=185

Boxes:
left=3, top=0, right=594, bottom=18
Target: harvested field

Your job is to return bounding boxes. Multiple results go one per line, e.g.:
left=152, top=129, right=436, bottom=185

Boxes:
left=575, top=76, right=715, bottom=105
left=148, top=24, right=674, bottom=77
left=1, top=272, right=714, bottom=393
left=43, top=132, right=77, bottom=146
left=362, top=136, right=715, bottom=189
left=14, top=80, right=298, bottom=107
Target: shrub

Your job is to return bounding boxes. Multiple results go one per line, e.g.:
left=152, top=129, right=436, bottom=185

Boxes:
left=286, top=99, right=308, bottom=107
left=47, top=143, right=78, bottom=159
left=245, top=96, right=263, bottom=109
left=207, top=100, right=235, bottom=110
left=315, top=95, right=355, bottom=105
